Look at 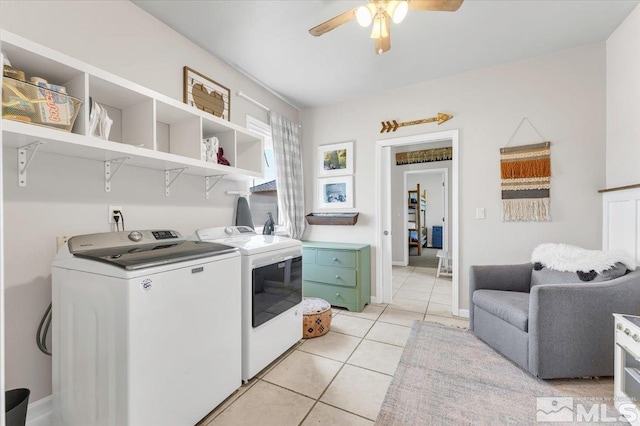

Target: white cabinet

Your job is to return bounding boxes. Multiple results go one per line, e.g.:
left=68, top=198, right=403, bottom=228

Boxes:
left=1, top=30, right=263, bottom=192
left=614, top=313, right=640, bottom=425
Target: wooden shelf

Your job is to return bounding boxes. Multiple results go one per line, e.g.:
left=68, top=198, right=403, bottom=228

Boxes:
left=408, top=184, right=427, bottom=255
left=306, top=213, right=359, bottom=226
left=598, top=184, right=640, bottom=194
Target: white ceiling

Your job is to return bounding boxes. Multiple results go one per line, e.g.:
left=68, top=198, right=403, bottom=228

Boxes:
left=133, top=0, right=638, bottom=109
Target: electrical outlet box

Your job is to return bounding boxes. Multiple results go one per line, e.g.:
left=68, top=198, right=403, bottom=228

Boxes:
left=56, top=236, right=70, bottom=252
left=476, top=207, right=486, bottom=220
left=108, top=205, right=123, bottom=224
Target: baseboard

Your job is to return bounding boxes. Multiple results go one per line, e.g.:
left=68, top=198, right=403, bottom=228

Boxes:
left=391, top=261, right=406, bottom=266
left=457, top=309, right=470, bottom=318
left=26, top=395, right=52, bottom=424
left=370, top=296, right=380, bottom=304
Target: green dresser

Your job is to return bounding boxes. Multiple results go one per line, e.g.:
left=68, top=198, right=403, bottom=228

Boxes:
left=302, top=241, right=371, bottom=312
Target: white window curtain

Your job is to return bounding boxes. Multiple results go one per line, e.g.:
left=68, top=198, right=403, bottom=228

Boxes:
left=270, top=112, right=306, bottom=239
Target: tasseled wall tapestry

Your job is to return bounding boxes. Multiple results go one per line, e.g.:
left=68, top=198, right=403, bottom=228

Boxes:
left=500, top=141, right=551, bottom=222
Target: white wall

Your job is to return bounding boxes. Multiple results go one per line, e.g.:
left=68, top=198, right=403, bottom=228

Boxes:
left=606, top=4, right=640, bottom=188
left=0, top=1, right=299, bottom=402
left=302, top=43, right=606, bottom=306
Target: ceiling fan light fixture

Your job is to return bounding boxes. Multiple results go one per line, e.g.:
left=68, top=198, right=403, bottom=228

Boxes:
left=388, top=0, right=408, bottom=24
left=370, top=14, right=389, bottom=39
left=356, top=5, right=373, bottom=27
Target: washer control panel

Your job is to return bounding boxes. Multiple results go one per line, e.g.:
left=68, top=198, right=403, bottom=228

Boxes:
left=152, top=230, right=179, bottom=240
left=68, top=230, right=184, bottom=253
left=197, top=226, right=256, bottom=240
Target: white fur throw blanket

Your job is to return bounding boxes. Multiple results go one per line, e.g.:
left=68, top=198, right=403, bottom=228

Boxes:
left=531, top=243, right=636, bottom=273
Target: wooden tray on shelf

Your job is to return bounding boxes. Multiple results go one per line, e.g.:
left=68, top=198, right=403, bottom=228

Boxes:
left=306, top=212, right=359, bottom=226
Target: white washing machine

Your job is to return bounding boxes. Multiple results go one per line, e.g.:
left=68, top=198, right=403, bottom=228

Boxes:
left=51, top=230, right=242, bottom=426
left=195, top=226, right=302, bottom=382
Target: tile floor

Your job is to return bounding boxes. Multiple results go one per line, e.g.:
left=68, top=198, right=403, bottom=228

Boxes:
left=201, top=265, right=467, bottom=425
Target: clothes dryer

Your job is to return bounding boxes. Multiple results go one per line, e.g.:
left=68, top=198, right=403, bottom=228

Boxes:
left=195, top=226, right=302, bottom=382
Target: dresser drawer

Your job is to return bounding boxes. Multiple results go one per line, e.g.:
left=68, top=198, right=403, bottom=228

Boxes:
left=303, top=281, right=358, bottom=310
left=303, top=264, right=356, bottom=287
left=302, top=248, right=316, bottom=265
left=317, top=250, right=357, bottom=268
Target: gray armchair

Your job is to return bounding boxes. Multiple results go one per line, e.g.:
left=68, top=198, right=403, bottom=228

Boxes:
left=469, top=263, right=640, bottom=379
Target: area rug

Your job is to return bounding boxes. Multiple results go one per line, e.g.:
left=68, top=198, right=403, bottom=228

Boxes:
left=376, top=321, right=625, bottom=425
left=408, top=247, right=439, bottom=268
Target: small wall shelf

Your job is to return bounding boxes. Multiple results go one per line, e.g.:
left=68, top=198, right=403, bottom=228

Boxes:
left=1, top=30, right=264, bottom=196
left=305, top=213, right=359, bottom=226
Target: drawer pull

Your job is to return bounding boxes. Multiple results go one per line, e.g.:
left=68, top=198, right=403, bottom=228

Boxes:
left=333, top=257, right=338, bottom=261
left=336, top=292, right=340, bottom=297
left=335, top=275, right=340, bottom=279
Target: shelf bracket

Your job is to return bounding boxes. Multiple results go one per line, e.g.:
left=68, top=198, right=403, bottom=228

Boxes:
left=104, top=157, right=130, bottom=192
left=18, top=141, right=45, bottom=187
left=205, top=175, right=225, bottom=199
left=165, top=168, right=188, bottom=196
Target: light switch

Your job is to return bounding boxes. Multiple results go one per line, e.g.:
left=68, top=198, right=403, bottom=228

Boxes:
left=476, top=208, right=486, bottom=219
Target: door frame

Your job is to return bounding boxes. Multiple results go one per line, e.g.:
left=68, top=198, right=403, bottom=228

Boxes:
left=402, top=168, right=449, bottom=266
left=375, top=129, right=460, bottom=315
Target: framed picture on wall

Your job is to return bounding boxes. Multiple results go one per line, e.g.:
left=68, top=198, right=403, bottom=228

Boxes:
left=183, top=66, right=230, bottom=121
left=317, top=176, right=354, bottom=209
left=318, top=141, right=354, bottom=177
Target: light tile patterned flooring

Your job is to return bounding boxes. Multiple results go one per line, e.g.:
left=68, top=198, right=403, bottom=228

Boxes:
left=201, top=266, right=468, bottom=425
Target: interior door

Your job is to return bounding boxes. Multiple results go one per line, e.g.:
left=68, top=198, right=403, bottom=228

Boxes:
left=381, top=146, right=393, bottom=303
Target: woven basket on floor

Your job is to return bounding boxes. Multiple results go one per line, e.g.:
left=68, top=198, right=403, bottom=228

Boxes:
left=302, top=297, right=331, bottom=338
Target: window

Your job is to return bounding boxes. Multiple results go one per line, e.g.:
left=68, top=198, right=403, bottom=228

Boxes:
left=246, top=115, right=278, bottom=232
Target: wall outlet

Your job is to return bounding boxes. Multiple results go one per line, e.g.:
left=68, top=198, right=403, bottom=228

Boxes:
left=108, top=205, right=123, bottom=224
left=56, top=236, right=70, bottom=252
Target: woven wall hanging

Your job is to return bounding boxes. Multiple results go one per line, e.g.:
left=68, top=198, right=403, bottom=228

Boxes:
left=396, top=147, right=452, bottom=165
left=500, top=118, right=551, bottom=222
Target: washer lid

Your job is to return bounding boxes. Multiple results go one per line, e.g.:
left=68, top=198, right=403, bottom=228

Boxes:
left=72, top=240, right=237, bottom=270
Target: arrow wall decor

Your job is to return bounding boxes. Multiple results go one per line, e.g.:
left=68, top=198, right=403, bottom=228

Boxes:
left=380, top=112, right=453, bottom=133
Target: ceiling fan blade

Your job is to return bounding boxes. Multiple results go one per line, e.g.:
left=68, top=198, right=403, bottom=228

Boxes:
left=408, top=0, right=464, bottom=12
left=309, top=7, right=358, bottom=37
left=375, top=36, right=391, bottom=54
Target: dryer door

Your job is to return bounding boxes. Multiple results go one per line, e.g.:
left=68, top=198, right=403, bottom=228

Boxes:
left=252, top=256, right=303, bottom=327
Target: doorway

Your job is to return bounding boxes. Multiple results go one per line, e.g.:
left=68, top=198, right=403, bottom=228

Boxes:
left=401, top=168, right=449, bottom=268
left=375, top=130, right=461, bottom=316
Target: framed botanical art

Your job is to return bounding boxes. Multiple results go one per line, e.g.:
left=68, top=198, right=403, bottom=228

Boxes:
left=318, top=141, right=354, bottom=177
left=317, top=176, right=354, bottom=210
left=183, top=66, right=230, bottom=121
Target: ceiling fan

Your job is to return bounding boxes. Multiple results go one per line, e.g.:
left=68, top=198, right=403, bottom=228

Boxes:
left=309, top=0, right=464, bottom=54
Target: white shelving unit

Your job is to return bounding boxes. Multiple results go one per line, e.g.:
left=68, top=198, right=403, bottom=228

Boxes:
left=1, top=30, right=263, bottom=195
